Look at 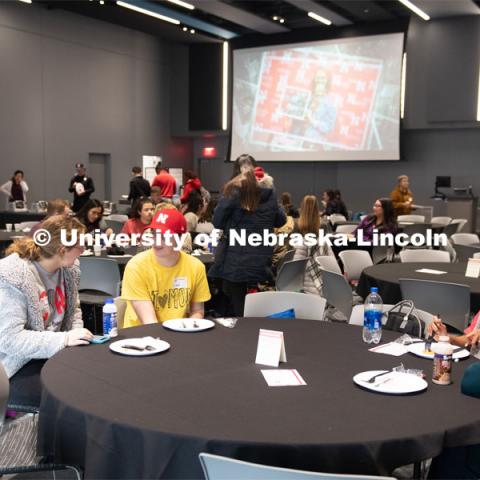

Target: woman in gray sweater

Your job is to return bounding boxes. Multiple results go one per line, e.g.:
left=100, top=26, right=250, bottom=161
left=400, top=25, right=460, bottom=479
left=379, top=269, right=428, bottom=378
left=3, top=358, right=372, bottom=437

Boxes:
left=0, top=215, right=93, bottom=408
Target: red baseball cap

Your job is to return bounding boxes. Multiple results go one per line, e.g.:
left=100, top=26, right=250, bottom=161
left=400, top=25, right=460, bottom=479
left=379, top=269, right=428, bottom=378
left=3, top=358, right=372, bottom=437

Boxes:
left=254, top=166, right=265, bottom=180
left=147, top=208, right=187, bottom=234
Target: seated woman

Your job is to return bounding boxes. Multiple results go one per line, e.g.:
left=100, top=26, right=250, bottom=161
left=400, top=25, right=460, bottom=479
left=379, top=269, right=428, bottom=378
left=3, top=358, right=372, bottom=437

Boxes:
left=121, top=197, right=154, bottom=236
left=75, top=198, right=113, bottom=236
left=196, top=197, right=217, bottom=235
left=354, top=198, right=398, bottom=241
left=280, top=192, right=299, bottom=219
left=180, top=170, right=202, bottom=204
left=292, top=195, right=334, bottom=297
left=0, top=215, right=93, bottom=409
left=182, top=190, right=204, bottom=234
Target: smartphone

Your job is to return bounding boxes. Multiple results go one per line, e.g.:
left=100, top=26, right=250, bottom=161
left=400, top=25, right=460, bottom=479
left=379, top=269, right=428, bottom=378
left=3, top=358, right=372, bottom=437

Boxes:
left=90, top=335, right=111, bottom=344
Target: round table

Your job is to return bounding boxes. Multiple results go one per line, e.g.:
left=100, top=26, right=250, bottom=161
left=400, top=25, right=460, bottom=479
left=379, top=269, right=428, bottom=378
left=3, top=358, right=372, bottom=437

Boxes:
left=38, top=320, right=480, bottom=479
left=357, top=262, right=480, bottom=311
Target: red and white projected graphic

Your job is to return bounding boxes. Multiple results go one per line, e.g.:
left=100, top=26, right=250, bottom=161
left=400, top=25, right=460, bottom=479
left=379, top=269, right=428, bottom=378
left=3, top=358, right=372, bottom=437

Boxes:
left=231, top=33, right=403, bottom=161
left=251, top=51, right=382, bottom=151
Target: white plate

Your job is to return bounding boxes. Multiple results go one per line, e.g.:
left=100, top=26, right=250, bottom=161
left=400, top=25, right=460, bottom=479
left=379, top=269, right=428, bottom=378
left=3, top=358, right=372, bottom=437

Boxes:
left=163, top=318, right=215, bottom=332
left=353, top=370, right=428, bottom=395
left=107, top=254, right=133, bottom=258
left=80, top=250, right=93, bottom=256
left=109, top=337, right=170, bottom=356
left=407, top=342, right=469, bottom=360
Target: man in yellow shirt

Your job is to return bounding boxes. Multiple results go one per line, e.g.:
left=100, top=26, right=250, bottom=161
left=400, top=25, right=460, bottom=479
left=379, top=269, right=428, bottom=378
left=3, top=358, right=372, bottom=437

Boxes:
left=122, top=208, right=211, bottom=327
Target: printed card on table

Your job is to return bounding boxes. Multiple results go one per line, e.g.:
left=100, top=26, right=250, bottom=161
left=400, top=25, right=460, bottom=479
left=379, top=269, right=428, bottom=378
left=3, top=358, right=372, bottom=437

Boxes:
left=261, top=369, right=307, bottom=387
left=465, top=258, right=480, bottom=278
left=255, top=329, right=287, bottom=367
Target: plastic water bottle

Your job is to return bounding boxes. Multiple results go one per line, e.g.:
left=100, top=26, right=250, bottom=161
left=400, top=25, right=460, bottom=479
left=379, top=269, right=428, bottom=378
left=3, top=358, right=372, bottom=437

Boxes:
left=103, top=298, right=118, bottom=337
left=363, top=287, right=383, bottom=344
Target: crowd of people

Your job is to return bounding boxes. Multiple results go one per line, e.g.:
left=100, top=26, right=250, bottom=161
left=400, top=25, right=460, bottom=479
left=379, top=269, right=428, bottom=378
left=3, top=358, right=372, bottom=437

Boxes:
left=0, top=159, right=479, bottom=478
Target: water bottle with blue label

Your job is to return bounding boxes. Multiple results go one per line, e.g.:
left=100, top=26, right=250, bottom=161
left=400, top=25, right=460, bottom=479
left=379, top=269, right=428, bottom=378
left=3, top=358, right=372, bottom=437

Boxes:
left=103, top=298, right=118, bottom=337
left=363, top=287, right=383, bottom=344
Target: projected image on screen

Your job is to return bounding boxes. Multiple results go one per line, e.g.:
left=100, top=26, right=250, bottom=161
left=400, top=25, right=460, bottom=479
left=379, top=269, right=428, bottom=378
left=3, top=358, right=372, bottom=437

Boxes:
left=231, top=33, right=404, bottom=161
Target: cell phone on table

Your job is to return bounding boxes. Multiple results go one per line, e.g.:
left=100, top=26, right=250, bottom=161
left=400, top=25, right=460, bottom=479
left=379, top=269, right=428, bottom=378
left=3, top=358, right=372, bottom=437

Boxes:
left=90, top=335, right=110, bottom=344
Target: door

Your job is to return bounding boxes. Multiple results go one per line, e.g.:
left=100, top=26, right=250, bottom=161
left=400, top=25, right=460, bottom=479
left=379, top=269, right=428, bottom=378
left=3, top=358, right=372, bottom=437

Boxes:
left=89, top=153, right=111, bottom=201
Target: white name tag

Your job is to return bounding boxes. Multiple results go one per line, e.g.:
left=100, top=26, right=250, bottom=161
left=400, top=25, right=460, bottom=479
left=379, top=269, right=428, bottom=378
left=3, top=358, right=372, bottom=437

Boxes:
left=173, top=277, right=187, bottom=289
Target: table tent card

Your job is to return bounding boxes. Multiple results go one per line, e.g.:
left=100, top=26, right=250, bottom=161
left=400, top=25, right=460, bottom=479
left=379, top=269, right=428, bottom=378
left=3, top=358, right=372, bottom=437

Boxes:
left=255, top=329, right=287, bottom=367
left=465, top=258, right=480, bottom=279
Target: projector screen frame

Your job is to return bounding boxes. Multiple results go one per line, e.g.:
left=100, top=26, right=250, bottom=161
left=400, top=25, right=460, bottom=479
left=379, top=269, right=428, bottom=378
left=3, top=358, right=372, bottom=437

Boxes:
left=228, top=22, right=408, bottom=163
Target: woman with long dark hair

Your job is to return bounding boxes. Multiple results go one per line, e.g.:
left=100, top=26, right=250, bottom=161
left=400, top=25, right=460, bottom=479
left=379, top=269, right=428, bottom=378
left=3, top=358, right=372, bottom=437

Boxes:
left=122, top=197, right=155, bottom=236
left=280, top=192, right=299, bottom=218
left=209, top=156, right=286, bottom=316
left=354, top=198, right=398, bottom=241
left=75, top=199, right=113, bottom=235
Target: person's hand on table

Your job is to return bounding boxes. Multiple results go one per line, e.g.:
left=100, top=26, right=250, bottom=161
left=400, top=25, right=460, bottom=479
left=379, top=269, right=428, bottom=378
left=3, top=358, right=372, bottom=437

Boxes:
left=66, top=328, right=94, bottom=346
left=451, top=330, right=480, bottom=348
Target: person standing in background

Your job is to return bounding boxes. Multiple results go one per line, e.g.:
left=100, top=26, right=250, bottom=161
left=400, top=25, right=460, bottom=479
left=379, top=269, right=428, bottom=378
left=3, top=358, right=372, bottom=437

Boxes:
left=180, top=170, right=202, bottom=204
left=390, top=174, right=413, bottom=216
left=151, top=163, right=176, bottom=200
left=68, top=163, right=95, bottom=213
left=128, top=166, right=151, bottom=206
left=1, top=170, right=29, bottom=209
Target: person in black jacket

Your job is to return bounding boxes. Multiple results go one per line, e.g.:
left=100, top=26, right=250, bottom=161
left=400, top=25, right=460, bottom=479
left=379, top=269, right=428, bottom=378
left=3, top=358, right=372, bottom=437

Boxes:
left=68, top=163, right=95, bottom=213
left=208, top=163, right=286, bottom=316
left=128, top=166, right=151, bottom=206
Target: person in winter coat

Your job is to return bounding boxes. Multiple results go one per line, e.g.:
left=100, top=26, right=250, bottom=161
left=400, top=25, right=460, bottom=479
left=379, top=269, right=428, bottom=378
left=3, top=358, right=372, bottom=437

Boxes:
left=208, top=163, right=286, bottom=316
left=0, top=215, right=93, bottom=408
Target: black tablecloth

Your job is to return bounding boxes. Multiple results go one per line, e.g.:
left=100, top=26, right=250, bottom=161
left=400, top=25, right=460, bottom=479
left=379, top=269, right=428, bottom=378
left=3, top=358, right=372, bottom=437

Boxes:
left=357, top=262, right=480, bottom=311
left=38, top=320, right=480, bottom=479
left=0, top=211, right=44, bottom=229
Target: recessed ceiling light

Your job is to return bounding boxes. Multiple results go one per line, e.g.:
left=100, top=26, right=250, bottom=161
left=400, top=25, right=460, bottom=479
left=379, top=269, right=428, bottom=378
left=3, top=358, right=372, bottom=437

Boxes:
left=116, top=1, right=180, bottom=25
left=167, top=0, right=194, bottom=10
left=99, top=0, right=105, bottom=4
left=307, top=11, right=332, bottom=26
left=182, top=26, right=188, bottom=31
left=273, top=16, right=278, bottom=21
left=190, top=29, right=195, bottom=34
left=279, top=18, right=285, bottom=23
left=17, top=0, right=32, bottom=4
left=397, top=0, right=430, bottom=21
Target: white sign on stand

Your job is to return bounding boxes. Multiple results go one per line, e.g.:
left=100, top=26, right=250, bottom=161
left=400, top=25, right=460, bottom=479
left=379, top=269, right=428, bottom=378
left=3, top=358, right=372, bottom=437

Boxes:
left=255, top=329, right=287, bottom=367
left=465, top=258, right=480, bottom=278
left=142, top=155, right=161, bottom=183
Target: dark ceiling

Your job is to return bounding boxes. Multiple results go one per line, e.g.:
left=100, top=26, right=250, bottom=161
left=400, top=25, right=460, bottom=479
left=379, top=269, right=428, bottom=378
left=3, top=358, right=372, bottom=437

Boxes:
left=43, top=0, right=480, bottom=44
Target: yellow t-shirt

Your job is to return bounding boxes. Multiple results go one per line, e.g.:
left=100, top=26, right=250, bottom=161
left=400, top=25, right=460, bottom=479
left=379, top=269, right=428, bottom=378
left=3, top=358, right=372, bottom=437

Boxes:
left=122, top=250, right=211, bottom=328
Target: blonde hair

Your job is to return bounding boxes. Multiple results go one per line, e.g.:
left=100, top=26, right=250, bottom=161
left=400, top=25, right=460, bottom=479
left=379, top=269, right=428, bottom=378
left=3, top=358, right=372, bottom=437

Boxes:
left=397, top=175, right=408, bottom=183
left=298, top=195, right=320, bottom=235
left=154, top=202, right=178, bottom=214
left=47, top=199, right=70, bottom=217
left=6, top=215, right=86, bottom=261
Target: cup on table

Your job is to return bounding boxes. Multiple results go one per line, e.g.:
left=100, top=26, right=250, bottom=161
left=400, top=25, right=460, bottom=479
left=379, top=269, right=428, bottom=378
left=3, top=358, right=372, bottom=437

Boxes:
left=93, top=245, right=102, bottom=257
left=13, top=224, right=20, bottom=232
left=5, top=224, right=12, bottom=232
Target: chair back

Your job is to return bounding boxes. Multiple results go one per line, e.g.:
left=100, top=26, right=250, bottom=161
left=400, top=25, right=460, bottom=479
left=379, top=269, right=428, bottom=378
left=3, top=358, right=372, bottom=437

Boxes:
left=335, top=224, right=357, bottom=234
left=276, top=249, right=295, bottom=274
left=402, top=223, right=432, bottom=238
left=0, top=363, right=9, bottom=428
left=315, top=255, right=342, bottom=274
left=451, top=233, right=480, bottom=246
left=321, top=269, right=354, bottom=321
left=276, top=259, right=307, bottom=292
left=244, top=292, right=326, bottom=321
left=474, top=252, right=480, bottom=259
left=442, top=223, right=458, bottom=238
left=451, top=218, right=468, bottom=232
left=399, top=278, right=470, bottom=332
left=431, top=216, right=452, bottom=226
left=329, top=214, right=347, bottom=224
left=453, top=244, right=480, bottom=262
left=338, top=250, right=373, bottom=281
left=399, top=249, right=450, bottom=263
left=105, top=220, right=125, bottom=235
left=79, top=258, right=121, bottom=297
left=106, top=214, right=129, bottom=222
left=114, top=297, right=127, bottom=329
left=398, top=215, right=425, bottom=223
left=199, top=453, right=395, bottom=480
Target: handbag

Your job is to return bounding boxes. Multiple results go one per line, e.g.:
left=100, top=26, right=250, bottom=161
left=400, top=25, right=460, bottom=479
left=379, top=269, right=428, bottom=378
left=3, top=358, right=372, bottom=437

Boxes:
left=382, top=300, right=424, bottom=338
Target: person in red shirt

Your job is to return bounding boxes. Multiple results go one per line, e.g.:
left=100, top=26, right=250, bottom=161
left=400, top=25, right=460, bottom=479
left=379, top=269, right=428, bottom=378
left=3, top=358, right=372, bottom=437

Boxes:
left=151, top=164, right=176, bottom=199
left=180, top=170, right=202, bottom=203
left=121, top=198, right=155, bottom=236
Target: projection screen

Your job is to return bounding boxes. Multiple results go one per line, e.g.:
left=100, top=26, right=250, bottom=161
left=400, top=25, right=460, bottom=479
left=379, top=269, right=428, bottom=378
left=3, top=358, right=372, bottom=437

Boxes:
left=230, top=32, right=404, bottom=161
